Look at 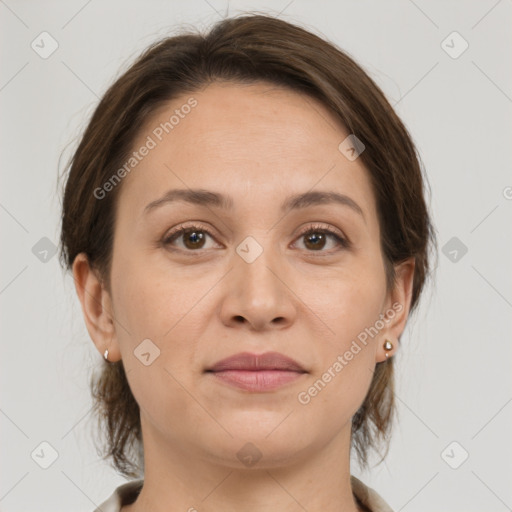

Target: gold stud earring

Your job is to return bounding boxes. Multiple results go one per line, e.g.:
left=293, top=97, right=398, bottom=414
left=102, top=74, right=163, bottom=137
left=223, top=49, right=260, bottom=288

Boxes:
left=383, top=339, right=393, bottom=358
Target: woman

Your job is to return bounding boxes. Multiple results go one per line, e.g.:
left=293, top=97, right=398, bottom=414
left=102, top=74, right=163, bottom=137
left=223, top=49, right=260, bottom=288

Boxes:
left=59, top=13, right=436, bottom=512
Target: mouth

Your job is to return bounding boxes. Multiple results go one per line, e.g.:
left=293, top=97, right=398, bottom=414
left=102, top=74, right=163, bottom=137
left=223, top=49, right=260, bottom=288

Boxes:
left=205, top=351, right=307, bottom=392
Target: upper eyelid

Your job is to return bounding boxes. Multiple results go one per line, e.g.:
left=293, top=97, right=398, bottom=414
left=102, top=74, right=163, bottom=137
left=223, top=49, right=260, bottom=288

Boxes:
left=164, top=221, right=345, bottom=238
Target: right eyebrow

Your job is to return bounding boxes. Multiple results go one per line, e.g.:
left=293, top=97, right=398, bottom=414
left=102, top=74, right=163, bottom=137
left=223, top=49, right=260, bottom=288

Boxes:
left=144, top=188, right=234, bottom=215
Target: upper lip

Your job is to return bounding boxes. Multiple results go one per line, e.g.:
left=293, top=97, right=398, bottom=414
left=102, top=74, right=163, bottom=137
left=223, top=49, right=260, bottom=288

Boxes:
left=206, top=351, right=306, bottom=372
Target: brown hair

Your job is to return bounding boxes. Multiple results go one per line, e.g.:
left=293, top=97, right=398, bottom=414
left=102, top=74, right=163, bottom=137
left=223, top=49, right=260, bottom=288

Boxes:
left=58, top=13, right=437, bottom=478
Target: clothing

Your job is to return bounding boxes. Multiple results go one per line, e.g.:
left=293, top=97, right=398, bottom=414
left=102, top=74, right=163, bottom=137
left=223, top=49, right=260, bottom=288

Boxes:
left=93, top=475, right=394, bottom=512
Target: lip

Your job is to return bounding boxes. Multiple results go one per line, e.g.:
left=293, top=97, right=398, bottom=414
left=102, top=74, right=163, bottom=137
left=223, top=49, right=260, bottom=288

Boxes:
left=207, top=351, right=306, bottom=372
left=206, top=351, right=307, bottom=392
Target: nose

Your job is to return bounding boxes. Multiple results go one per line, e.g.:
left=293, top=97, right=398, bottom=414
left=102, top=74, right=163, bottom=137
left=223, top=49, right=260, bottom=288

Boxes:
left=219, top=240, right=297, bottom=332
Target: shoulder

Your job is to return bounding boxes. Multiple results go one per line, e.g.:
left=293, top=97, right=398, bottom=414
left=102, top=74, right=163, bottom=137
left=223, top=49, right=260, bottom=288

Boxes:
left=92, top=479, right=144, bottom=512
left=350, top=475, right=395, bottom=512
left=94, top=476, right=392, bottom=512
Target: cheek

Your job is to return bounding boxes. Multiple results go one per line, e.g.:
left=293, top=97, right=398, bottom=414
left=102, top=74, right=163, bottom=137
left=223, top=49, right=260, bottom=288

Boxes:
left=316, top=262, right=387, bottom=342
left=111, top=257, right=214, bottom=388
left=297, top=281, right=381, bottom=430
left=111, top=264, right=208, bottom=430
left=303, top=258, right=386, bottom=398
left=111, top=254, right=191, bottom=340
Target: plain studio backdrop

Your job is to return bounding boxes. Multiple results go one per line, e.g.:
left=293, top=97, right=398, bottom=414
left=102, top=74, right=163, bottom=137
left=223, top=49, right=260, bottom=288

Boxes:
left=1, top=1, right=511, bottom=511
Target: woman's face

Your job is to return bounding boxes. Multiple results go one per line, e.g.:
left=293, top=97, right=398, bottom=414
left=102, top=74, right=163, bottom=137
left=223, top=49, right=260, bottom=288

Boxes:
left=78, top=81, right=413, bottom=469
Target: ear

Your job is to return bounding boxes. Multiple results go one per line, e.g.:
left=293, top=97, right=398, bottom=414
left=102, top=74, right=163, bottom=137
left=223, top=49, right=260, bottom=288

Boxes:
left=72, top=253, right=122, bottom=362
left=375, top=257, right=415, bottom=362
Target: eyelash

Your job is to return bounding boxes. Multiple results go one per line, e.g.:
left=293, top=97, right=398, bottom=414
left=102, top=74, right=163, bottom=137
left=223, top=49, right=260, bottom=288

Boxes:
left=162, top=222, right=350, bottom=254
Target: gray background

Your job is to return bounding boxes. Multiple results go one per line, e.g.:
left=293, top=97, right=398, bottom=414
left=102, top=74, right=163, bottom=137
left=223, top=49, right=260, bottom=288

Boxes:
left=1, top=1, right=511, bottom=510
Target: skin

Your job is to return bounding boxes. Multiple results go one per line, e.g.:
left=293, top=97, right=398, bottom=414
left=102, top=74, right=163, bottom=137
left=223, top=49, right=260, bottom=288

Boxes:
left=73, top=81, right=414, bottom=512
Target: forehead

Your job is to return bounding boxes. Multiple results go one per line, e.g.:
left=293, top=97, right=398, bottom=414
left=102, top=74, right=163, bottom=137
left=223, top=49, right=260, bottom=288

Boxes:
left=115, top=81, right=377, bottom=225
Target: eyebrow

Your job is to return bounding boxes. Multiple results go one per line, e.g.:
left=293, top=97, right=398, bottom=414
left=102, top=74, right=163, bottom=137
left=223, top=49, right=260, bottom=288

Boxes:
left=144, top=188, right=365, bottom=221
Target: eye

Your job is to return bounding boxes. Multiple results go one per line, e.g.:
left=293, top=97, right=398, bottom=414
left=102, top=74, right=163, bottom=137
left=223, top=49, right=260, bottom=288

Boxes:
left=162, top=224, right=219, bottom=251
left=162, top=222, right=350, bottom=254
left=293, top=223, right=349, bottom=252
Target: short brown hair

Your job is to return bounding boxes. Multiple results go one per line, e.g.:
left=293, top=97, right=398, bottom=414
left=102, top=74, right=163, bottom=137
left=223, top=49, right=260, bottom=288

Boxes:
left=58, top=13, right=437, bottom=478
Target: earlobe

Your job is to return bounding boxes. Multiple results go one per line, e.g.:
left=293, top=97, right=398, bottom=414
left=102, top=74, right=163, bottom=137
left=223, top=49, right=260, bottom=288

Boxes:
left=71, top=253, right=121, bottom=362
left=376, top=258, right=415, bottom=363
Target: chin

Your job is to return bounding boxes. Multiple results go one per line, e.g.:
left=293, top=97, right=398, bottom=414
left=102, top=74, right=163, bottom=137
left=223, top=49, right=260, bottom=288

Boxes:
left=201, top=423, right=315, bottom=470
left=213, top=438, right=312, bottom=471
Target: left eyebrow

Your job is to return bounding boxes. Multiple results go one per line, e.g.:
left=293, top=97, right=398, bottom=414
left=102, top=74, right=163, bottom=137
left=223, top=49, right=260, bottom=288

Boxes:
left=281, top=190, right=365, bottom=222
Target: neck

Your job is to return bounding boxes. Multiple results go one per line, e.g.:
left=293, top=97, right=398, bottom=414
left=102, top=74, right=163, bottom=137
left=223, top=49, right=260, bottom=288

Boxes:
left=122, top=419, right=363, bottom=512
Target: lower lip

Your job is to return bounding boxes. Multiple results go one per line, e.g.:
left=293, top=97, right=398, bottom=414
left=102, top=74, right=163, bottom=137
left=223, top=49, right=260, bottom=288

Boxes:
left=208, top=370, right=305, bottom=392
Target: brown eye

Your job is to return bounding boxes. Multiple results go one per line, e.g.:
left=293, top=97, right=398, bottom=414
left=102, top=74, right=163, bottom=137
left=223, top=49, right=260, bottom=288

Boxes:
left=295, top=225, right=349, bottom=252
left=163, top=225, right=216, bottom=251
left=303, top=232, right=327, bottom=250
left=181, top=229, right=206, bottom=249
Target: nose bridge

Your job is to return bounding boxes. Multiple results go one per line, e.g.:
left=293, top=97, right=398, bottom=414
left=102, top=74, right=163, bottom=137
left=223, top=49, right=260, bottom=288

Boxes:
left=234, top=232, right=282, bottom=302
left=220, top=231, right=295, bottom=329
